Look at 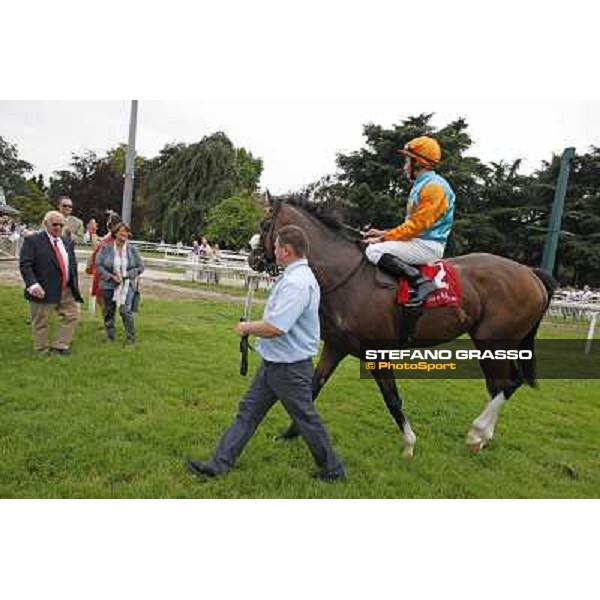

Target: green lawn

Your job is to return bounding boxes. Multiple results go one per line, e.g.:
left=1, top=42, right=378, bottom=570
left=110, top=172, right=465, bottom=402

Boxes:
left=0, top=283, right=598, bottom=498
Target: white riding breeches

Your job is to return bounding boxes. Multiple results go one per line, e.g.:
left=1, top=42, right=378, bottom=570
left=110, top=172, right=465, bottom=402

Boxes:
left=365, top=238, right=445, bottom=265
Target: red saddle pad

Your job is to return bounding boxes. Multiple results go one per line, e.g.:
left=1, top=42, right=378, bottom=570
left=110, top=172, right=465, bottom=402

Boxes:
left=397, top=260, right=462, bottom=308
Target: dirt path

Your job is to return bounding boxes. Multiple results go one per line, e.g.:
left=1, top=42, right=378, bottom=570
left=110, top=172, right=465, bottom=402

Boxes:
left=139, top=279, right=265, bottom=304
left=0, top=260, right=264, bottom=305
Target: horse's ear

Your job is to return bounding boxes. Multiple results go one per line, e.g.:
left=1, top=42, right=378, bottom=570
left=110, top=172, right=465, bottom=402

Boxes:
left=263, top=189, right=272, bottom=206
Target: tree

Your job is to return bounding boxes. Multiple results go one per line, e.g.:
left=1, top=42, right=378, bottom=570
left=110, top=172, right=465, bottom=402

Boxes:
left=0, top=135, right=33, bottom=199
left=552, top=147, right=600, bottom=285
left=205, top=195, right=264, bottom=250
left=106, top=143, right=146, bottom=176
left=312, top=114, right=488, bottom=247
left=48, top=149, right=135, bottom=233
left=143, top=133, right=263, bottom=243
left=450, top=159, right=537, bottom=260
left=234, top=148, right=263, bottom=195
left=10, top=180, right=52, bottom=225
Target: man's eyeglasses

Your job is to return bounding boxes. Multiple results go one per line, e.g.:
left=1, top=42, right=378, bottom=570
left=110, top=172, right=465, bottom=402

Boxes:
left=50, top=223, right=65, bottom=227
left=61, top=204, right=73, bottom=209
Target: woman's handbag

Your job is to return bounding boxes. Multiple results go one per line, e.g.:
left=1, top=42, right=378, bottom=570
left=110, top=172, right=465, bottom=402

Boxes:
left=132, top=281, right=141, bottom=312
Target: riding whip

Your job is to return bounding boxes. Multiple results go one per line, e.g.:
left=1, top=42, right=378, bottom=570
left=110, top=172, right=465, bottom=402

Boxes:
left=239, top=277, right=255, bottom=376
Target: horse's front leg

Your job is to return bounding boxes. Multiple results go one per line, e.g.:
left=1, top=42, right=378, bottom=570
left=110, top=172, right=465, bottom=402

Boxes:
left=277, top=343, right=347, bottom=440
left=373, top=374, right=417, bottom=458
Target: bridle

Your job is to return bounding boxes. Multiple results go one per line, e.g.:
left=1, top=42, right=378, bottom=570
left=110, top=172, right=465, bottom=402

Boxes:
left=248, top=199, right=282, bottom=277
left=248, top=198, right=365, bottom=295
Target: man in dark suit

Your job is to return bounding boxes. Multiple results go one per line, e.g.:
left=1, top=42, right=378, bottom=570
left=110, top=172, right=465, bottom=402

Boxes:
left=19, top=210, right=84, bottom=355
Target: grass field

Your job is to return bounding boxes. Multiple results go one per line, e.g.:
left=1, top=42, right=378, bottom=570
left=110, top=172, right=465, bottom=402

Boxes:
left=0, top=283, right=598, bottom=498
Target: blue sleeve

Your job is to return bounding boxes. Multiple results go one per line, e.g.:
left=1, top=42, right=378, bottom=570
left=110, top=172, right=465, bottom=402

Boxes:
left=264, top=279, right=309, bottom=333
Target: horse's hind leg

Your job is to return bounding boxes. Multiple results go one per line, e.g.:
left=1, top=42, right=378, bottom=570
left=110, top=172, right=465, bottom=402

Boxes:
left=466, top=388, right=506, bottom=453
left=277, top=344, right=347, bottom=440
left=466, top=339, right=524, bottom=453
left=373, top=375, right=416, bottom=458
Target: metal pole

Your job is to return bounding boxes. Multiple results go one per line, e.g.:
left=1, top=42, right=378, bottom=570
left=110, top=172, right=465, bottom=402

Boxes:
left=541, top=147, right=576, bottom=273
left=122, top=100, right=138, bottom=225
left=585, top=312, right=597, bottom=355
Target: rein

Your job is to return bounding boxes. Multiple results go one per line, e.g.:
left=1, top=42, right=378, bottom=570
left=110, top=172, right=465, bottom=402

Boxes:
left=259, top=199, right=365, bottom=295
left=317, top=257, right=364, bottom=295
left=340, top=222, right=366, bottom=240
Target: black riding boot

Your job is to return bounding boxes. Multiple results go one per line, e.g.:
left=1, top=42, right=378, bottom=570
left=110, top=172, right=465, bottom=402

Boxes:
left=377, top=253, right=437, bottom=306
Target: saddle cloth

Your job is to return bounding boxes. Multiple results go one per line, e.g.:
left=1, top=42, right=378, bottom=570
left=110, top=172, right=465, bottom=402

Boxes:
left=397, top=260, right=462, bottom=308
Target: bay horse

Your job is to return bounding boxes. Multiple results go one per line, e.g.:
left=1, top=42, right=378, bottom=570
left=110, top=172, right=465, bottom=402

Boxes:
left=249, top=194, right=557, bottom=458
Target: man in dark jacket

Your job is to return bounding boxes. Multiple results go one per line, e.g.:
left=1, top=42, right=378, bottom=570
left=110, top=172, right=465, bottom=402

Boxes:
left=19, top=210, right=84, bottom=355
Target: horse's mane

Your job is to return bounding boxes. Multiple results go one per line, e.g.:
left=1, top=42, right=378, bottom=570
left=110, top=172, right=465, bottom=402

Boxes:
left=275, top=194, right=349, bottom=236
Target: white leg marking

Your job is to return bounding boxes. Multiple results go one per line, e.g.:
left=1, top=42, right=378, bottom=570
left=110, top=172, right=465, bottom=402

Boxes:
left=402, top=423, right=417, bottom=458
left=466, top=391, right=506, bottom=452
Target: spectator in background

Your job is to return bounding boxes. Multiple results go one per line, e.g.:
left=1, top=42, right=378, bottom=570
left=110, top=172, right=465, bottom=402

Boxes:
left=190, top=240, right=201, bottom=282
left=19, top=210, right=84, bottom=355
left=212, top=243, right=222, bottom=264
left=199, top=236, right=213, bottom=261
left=210, top=243, right=222, bottom=284
left=96, top=222, right=144, bottom=345
left=18, top=222, right=30, bottom=252
left=57, top=196, right=85, bottom=244
left=85, top=218, right=98, bottom=248
left=8, top=221, right=24, bottom=255
left=580, top=285, right=593, bottom=303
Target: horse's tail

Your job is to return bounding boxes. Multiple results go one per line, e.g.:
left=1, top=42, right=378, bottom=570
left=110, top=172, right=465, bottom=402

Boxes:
left=518, top=268, right=559, bottom=388
left=532, top=268, right=559, bottom=312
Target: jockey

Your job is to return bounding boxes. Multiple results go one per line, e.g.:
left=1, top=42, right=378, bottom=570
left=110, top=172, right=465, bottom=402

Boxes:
left=363, top=136, right=455, bottom=305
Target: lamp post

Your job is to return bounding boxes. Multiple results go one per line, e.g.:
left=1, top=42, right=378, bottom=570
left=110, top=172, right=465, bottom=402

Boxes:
left=121, top=100, right=138, bottom=225
left=541, top=147, right=576, bottom=273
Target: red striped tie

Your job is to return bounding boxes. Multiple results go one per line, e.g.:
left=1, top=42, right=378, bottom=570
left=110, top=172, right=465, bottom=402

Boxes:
left=53, top=238, right=67, bottom=290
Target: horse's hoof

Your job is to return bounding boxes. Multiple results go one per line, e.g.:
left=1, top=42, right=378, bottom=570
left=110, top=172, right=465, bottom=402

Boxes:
left=466, top=421, right=495, bottom=453
left=467, top=440, right=485, bottom=454
left=466, top=428, right=487, bottom=453
left=402, top=446, right=415, bottom=459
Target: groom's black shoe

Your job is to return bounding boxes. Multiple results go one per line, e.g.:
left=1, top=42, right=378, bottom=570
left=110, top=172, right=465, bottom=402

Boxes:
left=313, top=467, right=347, bottom=483
left=185, top=458, right=222, bottom=479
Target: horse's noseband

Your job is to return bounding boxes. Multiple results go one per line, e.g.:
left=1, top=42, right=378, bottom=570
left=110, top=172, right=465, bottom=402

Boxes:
left=247, top=250, right=266, bottom=273
left=247, top=219, right=279, bottom=276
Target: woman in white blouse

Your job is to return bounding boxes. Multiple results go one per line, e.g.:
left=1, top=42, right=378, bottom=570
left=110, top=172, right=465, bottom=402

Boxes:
left=96, top=222, right=144, bottom=344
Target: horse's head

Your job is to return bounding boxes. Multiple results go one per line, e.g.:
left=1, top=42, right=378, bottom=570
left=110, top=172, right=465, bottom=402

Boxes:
left=248, top=189, right=365, bottom=278
left=248, top=190, right=282, bottom=276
